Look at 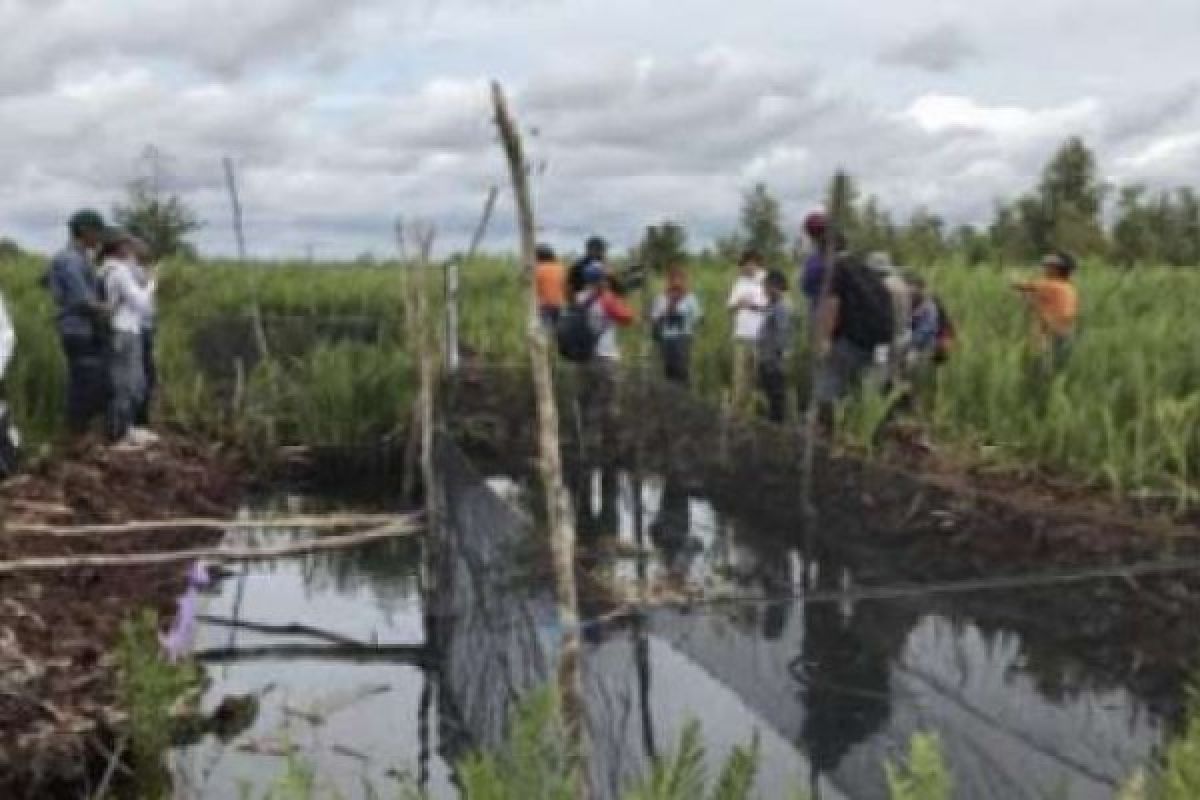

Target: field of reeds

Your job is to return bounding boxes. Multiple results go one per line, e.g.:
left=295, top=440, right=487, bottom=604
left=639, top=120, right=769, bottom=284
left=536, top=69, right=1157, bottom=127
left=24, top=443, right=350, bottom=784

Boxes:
left=2, top=251, right=1198, bottom=506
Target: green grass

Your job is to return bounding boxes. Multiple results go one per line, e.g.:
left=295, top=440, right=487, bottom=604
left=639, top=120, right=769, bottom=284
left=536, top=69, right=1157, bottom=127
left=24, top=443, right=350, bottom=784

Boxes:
left=4, top=250, right=1200, bottom=505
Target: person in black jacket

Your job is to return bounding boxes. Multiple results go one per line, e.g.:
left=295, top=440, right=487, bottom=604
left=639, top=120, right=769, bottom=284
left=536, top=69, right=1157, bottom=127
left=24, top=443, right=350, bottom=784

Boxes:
left=568, top=235, right=608, bottom=296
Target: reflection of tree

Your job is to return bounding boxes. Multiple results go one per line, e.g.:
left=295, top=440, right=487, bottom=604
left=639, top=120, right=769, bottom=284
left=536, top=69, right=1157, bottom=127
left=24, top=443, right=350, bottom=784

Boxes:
left=575, top=465, right=620, bottom=544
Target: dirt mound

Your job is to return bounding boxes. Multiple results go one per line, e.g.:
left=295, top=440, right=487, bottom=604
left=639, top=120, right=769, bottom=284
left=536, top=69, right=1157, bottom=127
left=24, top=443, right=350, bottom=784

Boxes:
left=0, top=436, right=242, bottom=796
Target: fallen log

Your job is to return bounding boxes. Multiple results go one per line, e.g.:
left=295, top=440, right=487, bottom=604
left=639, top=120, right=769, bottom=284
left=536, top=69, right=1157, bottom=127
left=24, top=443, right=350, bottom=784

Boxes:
left=196, top=615, right=365, bottom=647
left=0, top=520, right=424, bottom=574
left=3, top=513, right=412, bottom=538
left=195, top=643, right=429, bottom=666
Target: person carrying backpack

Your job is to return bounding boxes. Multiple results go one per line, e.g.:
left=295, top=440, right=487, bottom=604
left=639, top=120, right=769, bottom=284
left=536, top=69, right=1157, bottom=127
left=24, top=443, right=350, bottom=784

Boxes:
left=812, top=251, right=895, bottom=426
left=650, top=264, right=702, bottom=386
left=567, top=262, right=634, bottom=439
left=568, top=235, right=608, bottom=296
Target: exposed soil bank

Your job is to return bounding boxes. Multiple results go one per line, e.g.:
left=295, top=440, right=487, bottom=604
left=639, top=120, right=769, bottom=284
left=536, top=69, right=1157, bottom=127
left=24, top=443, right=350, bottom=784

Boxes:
left=0, top=436, right=241, bottom=797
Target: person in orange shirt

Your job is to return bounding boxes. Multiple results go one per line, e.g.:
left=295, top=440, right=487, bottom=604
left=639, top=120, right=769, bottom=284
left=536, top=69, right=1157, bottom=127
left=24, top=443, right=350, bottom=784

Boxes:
left=534, top=244, right=567, bottom=327
left=1013, top=250, right=1079, bottom=368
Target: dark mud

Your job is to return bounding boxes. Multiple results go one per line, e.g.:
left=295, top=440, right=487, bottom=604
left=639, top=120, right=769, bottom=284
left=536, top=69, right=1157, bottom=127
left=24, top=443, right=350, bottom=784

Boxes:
left=0, top=436, right=241, bottom=796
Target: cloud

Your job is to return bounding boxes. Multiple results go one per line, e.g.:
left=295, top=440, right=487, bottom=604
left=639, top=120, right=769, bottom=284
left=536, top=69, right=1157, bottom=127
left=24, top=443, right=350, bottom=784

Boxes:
left=1, top=1, right=1199, bottom=257
left=880, top=23, right=979, bottom=73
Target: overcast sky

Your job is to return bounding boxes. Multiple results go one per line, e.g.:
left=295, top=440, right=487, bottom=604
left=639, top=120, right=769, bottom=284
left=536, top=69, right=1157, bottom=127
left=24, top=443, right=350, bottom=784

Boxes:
left=2, top=0, right=1198, bottom=258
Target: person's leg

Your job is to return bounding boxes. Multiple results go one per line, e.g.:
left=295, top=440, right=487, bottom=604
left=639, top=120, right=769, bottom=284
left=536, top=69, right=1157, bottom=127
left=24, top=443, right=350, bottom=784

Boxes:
left=677, top=337, right=692, bottom=388
left=136, top=328, right=156, bottom=426
left=107, top=332, right=138, bottom=443
left=662, top=339, right=688, bottom=385
left=730, top=340, right=746, bottom=411
left=758, top=362, right=786, bottom=424
left=62, top=335, right=103, bottom=436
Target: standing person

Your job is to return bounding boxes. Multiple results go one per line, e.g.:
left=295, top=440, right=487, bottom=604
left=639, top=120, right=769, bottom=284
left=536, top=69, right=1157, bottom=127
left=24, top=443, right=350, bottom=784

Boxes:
left=1013, top=251, right=1079, bottom=370
left=48, top=209, right=110, bottom=438
left=866, top=252, right=913, bottom=391
left=800, top=211, right=830, bottom=311
left=650, top=264, right=702, bottom=386
left=98, top=230, right=157, bottom=447
left=568, top=235, right=608, bottom=296
left=0, top=286, right=18, bottom=476
left=757, top=270, right=793, bottom=424
left=534, top=244, right=567, bottom=328
left=576, top=263, right=634, bottom=437
left=131, top=236, right=158, bottom=428
left=727, top=249, right=767, bottom=412
left=812, top=253, right=895, bottom=430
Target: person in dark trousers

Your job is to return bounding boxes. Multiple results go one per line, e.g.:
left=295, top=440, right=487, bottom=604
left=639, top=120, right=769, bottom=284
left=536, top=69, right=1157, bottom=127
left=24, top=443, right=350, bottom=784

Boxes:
left=757, top=270, right=793, bottom=424
left=48, top=209, right=110, bottom=437
left=650, top=264, right=702, bottom=386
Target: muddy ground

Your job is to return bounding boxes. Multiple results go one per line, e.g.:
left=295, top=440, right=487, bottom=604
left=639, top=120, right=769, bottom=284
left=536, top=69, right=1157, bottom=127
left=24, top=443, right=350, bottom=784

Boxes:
left=0, top=436, right=241, bottom=796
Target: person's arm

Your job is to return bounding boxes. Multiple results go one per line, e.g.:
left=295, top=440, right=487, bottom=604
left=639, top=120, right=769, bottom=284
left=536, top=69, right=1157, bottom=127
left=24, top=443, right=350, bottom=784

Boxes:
left=115, top=265, right=157, bottom=318
left=601, top=291, right=636, bottom=326
left=0, top=294, right=15, bottom=380
left=649, top=295, right=667, bottom=322
left=55, top=254, right=102, bottom=316
left=727, top=284, right=741, bottom=312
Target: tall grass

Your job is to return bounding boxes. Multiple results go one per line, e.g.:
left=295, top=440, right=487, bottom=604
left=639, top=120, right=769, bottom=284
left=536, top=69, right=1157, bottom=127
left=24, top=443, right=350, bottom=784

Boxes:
left=3, top=249, right=1199, bottom=504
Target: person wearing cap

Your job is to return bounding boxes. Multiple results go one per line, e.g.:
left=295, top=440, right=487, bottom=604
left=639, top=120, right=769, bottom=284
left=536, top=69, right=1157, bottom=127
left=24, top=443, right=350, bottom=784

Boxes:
left=568, top=235, right=609, bottom=296
left=97, top=229, right=157, bottom=447
left=48, top=209, right=110, bottom=436
left=728, top=248, right=768, bottom=412
left=534, top=244, right=567, bottom=328
left=1013, top=250, right=1079, bottom=369
left=757, top=269, right=793, bottom=424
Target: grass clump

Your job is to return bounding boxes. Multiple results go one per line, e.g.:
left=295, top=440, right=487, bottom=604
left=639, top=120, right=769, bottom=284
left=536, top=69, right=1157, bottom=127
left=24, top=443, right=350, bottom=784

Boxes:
left=116, top=609, right=201, bottom=798
left=884, top=733, right=953, bottom=800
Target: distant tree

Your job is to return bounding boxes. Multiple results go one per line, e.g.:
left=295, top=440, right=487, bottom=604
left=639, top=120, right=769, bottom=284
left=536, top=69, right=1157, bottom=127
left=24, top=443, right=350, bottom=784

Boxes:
left=1112, top=186, right=1157, bottom=267
left=1035, top=136, right=1107, bottom=257
left=738, top=183, right=788, bottom=265
left=897, top=208, right=947, bottom=266
left=988, top=202, right=1027, bottom=265
left=949, top=224, right=991, bottom=266
left=113, top=176, right=201, bottom=261
left=638, top=220, right=689, bottom=273
left=0, top=238, right=21, bottom=261
left=857, top=195, right=898, bottom=258
left=825, top=170, right=862, bottom=243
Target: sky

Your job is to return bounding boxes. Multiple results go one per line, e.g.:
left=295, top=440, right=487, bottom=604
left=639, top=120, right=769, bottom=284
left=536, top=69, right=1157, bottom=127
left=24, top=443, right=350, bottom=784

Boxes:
left=1, top=0, right=1198, bottom=258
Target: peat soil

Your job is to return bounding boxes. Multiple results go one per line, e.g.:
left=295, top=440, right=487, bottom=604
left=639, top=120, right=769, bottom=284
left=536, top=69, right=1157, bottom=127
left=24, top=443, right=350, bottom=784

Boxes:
left=448, top=367, right=1200, bottom=717
left=0, top=435, right=241, bottom=796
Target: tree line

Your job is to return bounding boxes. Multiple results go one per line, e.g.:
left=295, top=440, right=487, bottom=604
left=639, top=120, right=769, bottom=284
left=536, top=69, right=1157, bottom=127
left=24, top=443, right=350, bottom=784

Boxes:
left=639, top=136, right=1200, bottom=270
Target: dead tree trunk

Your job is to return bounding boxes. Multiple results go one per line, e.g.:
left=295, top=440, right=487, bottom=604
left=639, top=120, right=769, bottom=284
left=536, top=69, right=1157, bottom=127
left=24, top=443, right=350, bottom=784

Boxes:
left=491, top=81, right=590, bottom=797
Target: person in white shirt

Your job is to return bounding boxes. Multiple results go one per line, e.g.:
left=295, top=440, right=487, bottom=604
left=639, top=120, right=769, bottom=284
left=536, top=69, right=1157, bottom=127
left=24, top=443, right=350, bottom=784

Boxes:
left=130, top=237, right=158, bottom=427
left=0, top=290, right=14, bottom=383
left=0, top=289, right=18, bottom=476
left=727, top=249, right=768, bottom=412
left=98, top=230, right=157, bottom=448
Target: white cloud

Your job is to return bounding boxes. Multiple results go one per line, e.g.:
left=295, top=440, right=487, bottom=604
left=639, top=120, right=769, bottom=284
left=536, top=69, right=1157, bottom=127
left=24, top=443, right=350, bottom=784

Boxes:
left=0, top=0, right=1198, bottom=256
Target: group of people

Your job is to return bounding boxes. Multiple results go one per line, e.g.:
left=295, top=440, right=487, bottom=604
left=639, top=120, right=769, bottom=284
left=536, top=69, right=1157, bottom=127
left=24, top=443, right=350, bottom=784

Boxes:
left=534, top=211, right=1080, bottom=429
left=47, top=209, right=160, bottom=448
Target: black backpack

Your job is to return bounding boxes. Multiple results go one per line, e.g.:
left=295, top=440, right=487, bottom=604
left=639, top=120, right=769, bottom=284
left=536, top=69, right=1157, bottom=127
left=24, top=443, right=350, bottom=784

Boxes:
left=835, top=257, right=894, bottom=348
left=556, top=294, right=601, bottom=362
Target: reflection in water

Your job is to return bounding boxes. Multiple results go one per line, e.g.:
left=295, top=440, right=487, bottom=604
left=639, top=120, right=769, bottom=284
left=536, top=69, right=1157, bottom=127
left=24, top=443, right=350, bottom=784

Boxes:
left=172, top=447, right=1169, bottom=800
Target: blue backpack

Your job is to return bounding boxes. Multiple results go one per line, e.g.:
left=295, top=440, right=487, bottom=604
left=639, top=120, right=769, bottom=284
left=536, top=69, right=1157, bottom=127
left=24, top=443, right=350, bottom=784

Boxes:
left=556, top=293, right=601, bottom=362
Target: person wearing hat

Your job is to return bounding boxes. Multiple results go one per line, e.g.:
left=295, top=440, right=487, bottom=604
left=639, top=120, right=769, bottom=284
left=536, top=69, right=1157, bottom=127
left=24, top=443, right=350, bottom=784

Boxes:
left=97, top=228, right=157, bottom=447
left=568, top=235, right=609, bottom=296
left=1013, top=250, right=1079, bottom=369
left=866, top=251, right=913, bottom=390
left=48, top=209, right=111, bottom=436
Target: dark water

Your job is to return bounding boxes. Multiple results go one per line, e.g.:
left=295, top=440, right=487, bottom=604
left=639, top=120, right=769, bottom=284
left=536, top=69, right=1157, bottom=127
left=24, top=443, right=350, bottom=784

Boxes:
left=170, top=453, right=1169, bottom=799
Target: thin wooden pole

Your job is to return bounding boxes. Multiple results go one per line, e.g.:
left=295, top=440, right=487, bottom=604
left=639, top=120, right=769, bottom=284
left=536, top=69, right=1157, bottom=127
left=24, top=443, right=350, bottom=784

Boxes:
left=492, top=80, right=591, bottom=798
left=222, top=156, right=247, bottom=261
left=5, top=513, right=408, bottom=537
left=0, top=520, right=424, bottom=574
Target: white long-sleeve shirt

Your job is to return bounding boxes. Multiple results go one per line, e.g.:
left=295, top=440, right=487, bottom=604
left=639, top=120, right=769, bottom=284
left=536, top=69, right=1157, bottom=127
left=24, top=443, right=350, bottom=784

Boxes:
left=0, top=292, right=14, bottom=380
left=102, top=258, right=156, bottom=335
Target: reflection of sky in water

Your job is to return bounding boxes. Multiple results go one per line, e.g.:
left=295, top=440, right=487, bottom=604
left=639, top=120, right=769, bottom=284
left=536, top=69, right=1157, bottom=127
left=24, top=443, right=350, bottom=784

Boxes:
left=173, top=482, right=1168, bottom=800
